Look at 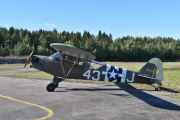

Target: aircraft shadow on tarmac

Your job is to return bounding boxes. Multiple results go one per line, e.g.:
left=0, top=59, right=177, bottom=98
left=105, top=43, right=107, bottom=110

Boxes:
left=116, top=84, right=180, bottom=111
left=56, top=84, right=180, bottom=111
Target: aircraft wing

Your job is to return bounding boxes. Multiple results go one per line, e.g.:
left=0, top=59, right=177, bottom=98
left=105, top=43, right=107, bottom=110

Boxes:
left=50, top=43, right=96, bottom=60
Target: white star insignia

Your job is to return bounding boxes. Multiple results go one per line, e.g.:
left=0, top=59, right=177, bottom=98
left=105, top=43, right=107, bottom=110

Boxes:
left=109, top=69, right=117, bottom=79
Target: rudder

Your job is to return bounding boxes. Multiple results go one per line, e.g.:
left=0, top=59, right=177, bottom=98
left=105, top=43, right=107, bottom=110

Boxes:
left=139, top=58, right=163, bottom=86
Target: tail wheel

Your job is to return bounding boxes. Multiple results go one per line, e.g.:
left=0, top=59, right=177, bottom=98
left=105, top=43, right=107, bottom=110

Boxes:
left=152, top=83, right=161, bottom=91
left=155, top=87, right=161, bottom=91
left=46, top=83, right=58, bottom=92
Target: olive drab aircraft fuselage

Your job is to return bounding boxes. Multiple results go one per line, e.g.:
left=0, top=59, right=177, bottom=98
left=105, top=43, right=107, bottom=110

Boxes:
left=24, top=43, right=164, bottom=92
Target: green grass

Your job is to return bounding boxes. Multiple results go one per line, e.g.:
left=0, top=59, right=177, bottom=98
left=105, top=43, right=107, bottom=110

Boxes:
left=15, top=71, right=53, bottom=80
left=163, top=69, right=180, bottom=91
left=107, top=62, right=180, bottom=92
left=0, top=64, right=23, bottom=71
left=13, top=62, right=180, bottom=90
left=1, top=62, right=180, bottom=97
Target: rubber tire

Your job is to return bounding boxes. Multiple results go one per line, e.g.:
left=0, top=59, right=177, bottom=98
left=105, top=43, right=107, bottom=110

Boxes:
left=155, top=87, right=160, bottom=91
left=46, top=83, right=57, bottom=92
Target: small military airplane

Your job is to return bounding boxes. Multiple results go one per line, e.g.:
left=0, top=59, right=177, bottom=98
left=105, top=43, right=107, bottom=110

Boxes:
left=24, top=43, right=163, bottom=92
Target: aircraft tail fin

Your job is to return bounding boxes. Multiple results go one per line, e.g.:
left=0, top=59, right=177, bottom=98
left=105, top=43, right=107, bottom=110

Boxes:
left=138, top=58, right=163, bottom=86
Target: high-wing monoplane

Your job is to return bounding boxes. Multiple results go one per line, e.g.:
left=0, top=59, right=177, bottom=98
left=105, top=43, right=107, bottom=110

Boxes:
left=24, top=43, right=163, bottom=92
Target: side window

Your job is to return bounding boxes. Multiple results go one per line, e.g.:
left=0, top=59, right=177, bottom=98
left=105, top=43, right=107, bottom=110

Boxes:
left=49, top=52, right=62, bottom=62
left=54, top=55, right=60, bottom=61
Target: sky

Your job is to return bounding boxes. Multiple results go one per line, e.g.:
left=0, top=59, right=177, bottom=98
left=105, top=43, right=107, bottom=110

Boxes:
left=0, top=0, right=180, bottom=39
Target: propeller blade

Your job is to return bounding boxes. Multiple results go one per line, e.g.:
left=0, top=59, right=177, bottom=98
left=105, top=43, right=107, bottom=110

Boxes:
left=24, top=50, right=34, bottom=68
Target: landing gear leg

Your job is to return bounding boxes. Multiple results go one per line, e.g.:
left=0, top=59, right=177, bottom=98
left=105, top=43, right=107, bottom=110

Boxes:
left=46, top=77, right=64, bottom=92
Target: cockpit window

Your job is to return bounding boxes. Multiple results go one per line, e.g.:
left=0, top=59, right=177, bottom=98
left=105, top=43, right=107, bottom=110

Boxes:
left=49, top=52, right=62, bottom=62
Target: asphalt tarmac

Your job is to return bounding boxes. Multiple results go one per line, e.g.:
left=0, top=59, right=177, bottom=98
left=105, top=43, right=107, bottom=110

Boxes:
left=0, top=76, right=180, bottom=120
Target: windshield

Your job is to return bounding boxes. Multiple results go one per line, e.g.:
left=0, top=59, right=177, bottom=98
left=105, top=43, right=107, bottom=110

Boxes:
left=49, top=52, right=62, bottom=62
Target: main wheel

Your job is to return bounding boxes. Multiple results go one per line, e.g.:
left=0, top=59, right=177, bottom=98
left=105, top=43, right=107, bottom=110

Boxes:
left=46, top=83, right=58, bottom=92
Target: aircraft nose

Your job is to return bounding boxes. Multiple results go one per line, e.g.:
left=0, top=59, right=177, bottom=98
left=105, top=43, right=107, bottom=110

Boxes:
left=31, top=55, right=40, bottom=63
left=30, top=55, right=47, bottom=71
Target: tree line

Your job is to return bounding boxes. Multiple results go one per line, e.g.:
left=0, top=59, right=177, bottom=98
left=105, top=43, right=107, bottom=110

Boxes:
left=0, top=27, right=180, bottom=61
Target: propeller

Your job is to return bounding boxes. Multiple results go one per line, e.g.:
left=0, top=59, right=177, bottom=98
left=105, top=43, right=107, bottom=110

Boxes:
left=24, top=50, right=34, bottom=68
